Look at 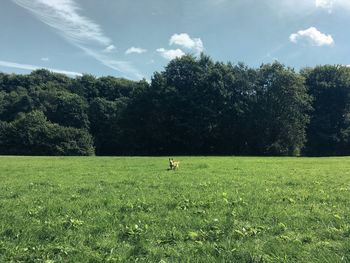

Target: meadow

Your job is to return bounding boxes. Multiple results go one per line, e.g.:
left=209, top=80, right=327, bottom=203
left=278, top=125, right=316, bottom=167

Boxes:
left=0, top=156, right=349, bottom=262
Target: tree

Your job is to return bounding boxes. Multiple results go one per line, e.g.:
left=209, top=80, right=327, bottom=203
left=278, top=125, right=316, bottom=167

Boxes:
left=88, top=97, right=128, bottom=155
left=253, top=62, right=312, bottom=155
left=71, top=74, right=98, bottom=100
left=212, top=62, right=257, bottom=154
left=0, top=87, right=34, bottom=121
left=303, top=65, right=350, bottom=156
left=40, top=90, right=90, bottom=129
left=120, top=55, right=256, bottom=155
left=0, top=111, right=94, bottom=156
left=1, top=60, right=349, bottom=156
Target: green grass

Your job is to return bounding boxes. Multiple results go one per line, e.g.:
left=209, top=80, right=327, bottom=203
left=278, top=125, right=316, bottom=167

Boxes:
left=0, top=157, right=349, bottom=262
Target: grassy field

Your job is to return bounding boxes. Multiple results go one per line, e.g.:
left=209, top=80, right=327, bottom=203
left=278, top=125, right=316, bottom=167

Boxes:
left=0, top=157, right=349, bottom=262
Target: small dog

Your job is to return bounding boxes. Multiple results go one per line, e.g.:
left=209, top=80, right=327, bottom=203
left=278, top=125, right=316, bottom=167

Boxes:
left=168, top=158, right=180, bottom=170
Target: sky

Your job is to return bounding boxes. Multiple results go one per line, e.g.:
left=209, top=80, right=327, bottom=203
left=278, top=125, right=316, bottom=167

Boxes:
left=0, top=0, right=349, bottom=80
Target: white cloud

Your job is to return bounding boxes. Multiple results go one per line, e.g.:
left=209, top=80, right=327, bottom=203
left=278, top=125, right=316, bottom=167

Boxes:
left=289, top=27, right=334, bottom=46
left=315, top=0, right=335, bottom=9
left=266, top=0, right=350, bottom=17
left=315, top=0, right=350, bottom=12
left=156, top=48, right=185, bottom=60
left=12, top=0, right=143, bottom=79
left=315, top=0, right=338, bottom=12
left=0, top=59, right=82, bottom=76
left=337, top=0, right=350, bottom=9
left=103, top=45, right=116, bottom=53
left=125, top=47, right=147, bottom=55
left=169, top=33, right=204, bottom=54
left=41, top=57, right=49, bottom=62
left=156, top=33, right=204, bottom=60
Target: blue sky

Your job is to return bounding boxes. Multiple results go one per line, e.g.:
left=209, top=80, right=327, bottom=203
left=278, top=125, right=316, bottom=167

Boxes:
left=0, top=0, right=349, bottom=80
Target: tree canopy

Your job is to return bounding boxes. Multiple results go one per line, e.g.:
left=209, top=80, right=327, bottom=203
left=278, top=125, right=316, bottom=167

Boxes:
left=1, top=56, right=349, bottom=156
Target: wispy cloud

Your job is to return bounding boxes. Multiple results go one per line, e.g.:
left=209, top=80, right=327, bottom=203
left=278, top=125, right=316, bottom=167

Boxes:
left=41, top=57, right=49, bottom=62
left=283, top=0, right=350, bottom=13
left=290, top=27, right=334, bottom=46
left=125, top=47, right=147, bottom=55
left=315, top=0, right=350, bottom=12
left=156, top=48, right=185, bottom=60
left=103, top=45, right=116, bottom=53
left=12, top=0, right=143, bottom=79
left=266, top=0, right=350, bottom=17
left=12, top=0, right=111, bottom=46
left=77, top=45, right=144, bottom=79
left=0, top=59, right=82, bottom=76
left=315, top=0, right=335, bottom=11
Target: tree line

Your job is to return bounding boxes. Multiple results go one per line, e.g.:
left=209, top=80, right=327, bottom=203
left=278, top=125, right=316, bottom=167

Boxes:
left=1, top=54, right=350, bottom=156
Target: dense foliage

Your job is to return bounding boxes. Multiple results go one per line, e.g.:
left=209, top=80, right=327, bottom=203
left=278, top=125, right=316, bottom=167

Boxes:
left=1, top=55, right=350, bottom=156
